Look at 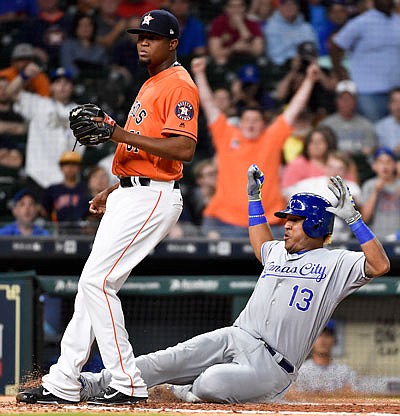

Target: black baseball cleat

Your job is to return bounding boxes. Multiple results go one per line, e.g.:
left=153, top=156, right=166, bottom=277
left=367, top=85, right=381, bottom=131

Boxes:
left=87, top=386, right=147, bottom=405
left=16, top=385, right=78, bottom=404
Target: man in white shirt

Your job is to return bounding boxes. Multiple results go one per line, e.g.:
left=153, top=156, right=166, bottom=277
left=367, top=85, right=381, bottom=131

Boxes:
left=6, top=64, right=83, bottom=197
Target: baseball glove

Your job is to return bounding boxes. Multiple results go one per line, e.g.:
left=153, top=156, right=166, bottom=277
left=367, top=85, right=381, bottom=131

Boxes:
left=69, top=103, right=116, bottom=146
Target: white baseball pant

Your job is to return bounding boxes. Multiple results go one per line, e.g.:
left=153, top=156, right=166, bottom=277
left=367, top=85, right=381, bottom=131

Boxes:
left=42, top=181, right=182, bottom=401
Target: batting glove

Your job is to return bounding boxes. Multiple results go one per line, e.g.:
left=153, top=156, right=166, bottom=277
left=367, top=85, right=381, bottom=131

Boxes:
left=326, top=176, right=362, bottom=225
left=247, top=164, right=264, bottom=201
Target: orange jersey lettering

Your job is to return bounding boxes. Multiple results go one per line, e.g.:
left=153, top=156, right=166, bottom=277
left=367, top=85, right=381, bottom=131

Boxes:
left=112, top=65, right=199, bottom=180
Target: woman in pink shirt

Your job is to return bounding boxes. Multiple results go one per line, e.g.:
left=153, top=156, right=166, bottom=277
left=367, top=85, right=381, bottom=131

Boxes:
left=282, top=125, right=337, bottom=190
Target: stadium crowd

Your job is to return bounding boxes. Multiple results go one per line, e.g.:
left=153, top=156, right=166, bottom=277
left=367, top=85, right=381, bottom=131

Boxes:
left=0, top=0, right=400, bottom=240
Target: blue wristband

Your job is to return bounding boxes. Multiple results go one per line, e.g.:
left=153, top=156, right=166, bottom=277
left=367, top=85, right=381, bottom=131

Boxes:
left=19, top=71, right=29, bottom=81
left=350, top=218, right=375, bottom=245
left=248, top=200, right=267, bottom=226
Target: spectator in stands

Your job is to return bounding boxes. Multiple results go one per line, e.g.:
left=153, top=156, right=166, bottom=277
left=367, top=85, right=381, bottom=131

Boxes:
left=207, top=0, right=264, bottom=67
left=169, top=158, right=218, bottom=238
left=191, top=56, right=318, bottom=238
left=86, top=165, right=111, bottom=201
left=230, top=63, right=277, bottom=115
left=0, top=189, right=49, bottom=236
left=281, top=125, right=338, bottom=192
left=184, top=158, right=217, bottom=226
left=0, top=77, right=25, bottom=170
left=213, top=87, right=239, bottom=125
left=0, top=0, right=38, bottom=26
left=6, top=64, right=80, bottom=198
left=375, top=87, right=400, bottom=156
left=110, top=15, right=147, bottom=97
left=95, top=0, right=127, bottom=54
left=168, top=0, right=207, bottom=66
left=60, top=13, right=108, bottom=79
left=42, top=151, right=89, bottom=224
left=264, top=0, right=318, bottom=68
left=329, top=0, right=400, bottom=122
left=0, top=0, right=38, bottom=70
left=283, top=150, right=361, bottom=240
left=360, top=147, right=400, bottom=240
left=319, top=80, right=377, bottom=182
left=0, top=43, right=50, bottom=97
left=289, top=320, right=357, bottom=394
left=308, top=0, right=349, bottom=57
left=281, top=108, right=314, bottom=165
left=273, top=41, right=337, bottom=119
left=67, top=0, right=98, bottom=16
left=247, top=0, right=274, bottom=28
left=116, top=0, right=164, bottom=17
left=17, top=0, right=70, bottom=70
left=96, top=144, right=119, bottom=186
left=82, top=165, right=111, bottom=235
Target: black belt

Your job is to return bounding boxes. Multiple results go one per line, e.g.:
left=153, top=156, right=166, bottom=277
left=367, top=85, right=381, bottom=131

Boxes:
left=120, top=177, right=180, bottom=189
left=265, top=344, right=294, bottom=374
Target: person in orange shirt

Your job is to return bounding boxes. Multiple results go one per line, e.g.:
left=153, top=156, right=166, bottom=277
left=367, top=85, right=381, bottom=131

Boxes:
left=0, top=43, right=50, bottom=97
left=191, top=56, right=320, bottom=238
left=17, top=10, right=199, bottom=406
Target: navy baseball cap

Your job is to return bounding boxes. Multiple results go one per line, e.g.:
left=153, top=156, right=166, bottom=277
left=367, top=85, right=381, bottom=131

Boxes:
left=238, top=64, right=260, bottom=84
left=373, top=146, right=397, bottom=161
left=13, top=189, right=37, bottom=204
left=126, top=9, right=180, bottom=39
left=325, top=319, right=336, bottom=335
left=51, top=67, right=73, bottom=81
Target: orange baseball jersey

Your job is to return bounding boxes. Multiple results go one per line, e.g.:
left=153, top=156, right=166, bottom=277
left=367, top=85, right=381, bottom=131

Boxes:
left=112, top=65, right=199, bottom=181
left=204, top=113, right=293, bottom=226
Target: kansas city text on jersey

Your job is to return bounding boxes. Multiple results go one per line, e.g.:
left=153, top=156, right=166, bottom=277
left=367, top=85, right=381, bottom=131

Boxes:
left=261, top=261, right=328, bottom=282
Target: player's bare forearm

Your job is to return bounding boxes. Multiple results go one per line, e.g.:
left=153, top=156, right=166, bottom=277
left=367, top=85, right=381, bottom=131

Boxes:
left=249, top=223, right=273, bottom=262
left=112, top=125, right=196, bottom=162
left=362, top=239, right=390, bottom=278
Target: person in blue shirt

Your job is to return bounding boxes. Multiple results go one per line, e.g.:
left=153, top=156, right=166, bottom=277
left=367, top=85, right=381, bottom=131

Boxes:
left=330, top=0, right=400, bottom=122
left=0, top=189, right=49, bottom=236
left=168, top=0, right=207, bottom=65
left=264, top=0, right=318, bottom=67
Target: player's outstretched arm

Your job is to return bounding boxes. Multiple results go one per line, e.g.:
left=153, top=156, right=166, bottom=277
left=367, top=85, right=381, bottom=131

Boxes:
left=326, top=176, right=390, bottom=278
left=247, top=164, right=273, bottom=262
left=69, top=104, right=196, bottom=162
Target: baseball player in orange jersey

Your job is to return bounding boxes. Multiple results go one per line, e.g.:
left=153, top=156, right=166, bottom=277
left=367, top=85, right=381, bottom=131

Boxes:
left=16, top=10, right=199, bottom=406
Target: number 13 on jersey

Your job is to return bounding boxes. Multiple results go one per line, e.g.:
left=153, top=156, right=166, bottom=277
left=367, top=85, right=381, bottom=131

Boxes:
left=289, top=285, right=314, bottom=311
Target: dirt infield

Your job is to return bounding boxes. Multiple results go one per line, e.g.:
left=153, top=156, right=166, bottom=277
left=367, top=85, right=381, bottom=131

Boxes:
left=1, top=388, right=400, bottom=415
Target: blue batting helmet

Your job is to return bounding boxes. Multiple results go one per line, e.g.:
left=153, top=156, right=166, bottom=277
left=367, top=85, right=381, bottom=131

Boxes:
left=274, top=193, right=334, bottom=238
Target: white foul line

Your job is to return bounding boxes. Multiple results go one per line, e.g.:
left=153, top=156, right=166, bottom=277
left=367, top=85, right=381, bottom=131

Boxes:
left=63, top=405, right=400, bottom=416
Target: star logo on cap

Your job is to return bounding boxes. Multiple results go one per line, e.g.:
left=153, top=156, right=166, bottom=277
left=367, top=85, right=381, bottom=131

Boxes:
left=142, top=14, right=154, bottom=26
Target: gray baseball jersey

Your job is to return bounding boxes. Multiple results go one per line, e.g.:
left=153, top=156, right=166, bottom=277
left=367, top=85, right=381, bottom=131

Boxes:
left=234, top=241, right=370, bottom=368
left=235, top=241, right=367, bottom=369
left=80, top=240, right=369, bottom=403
